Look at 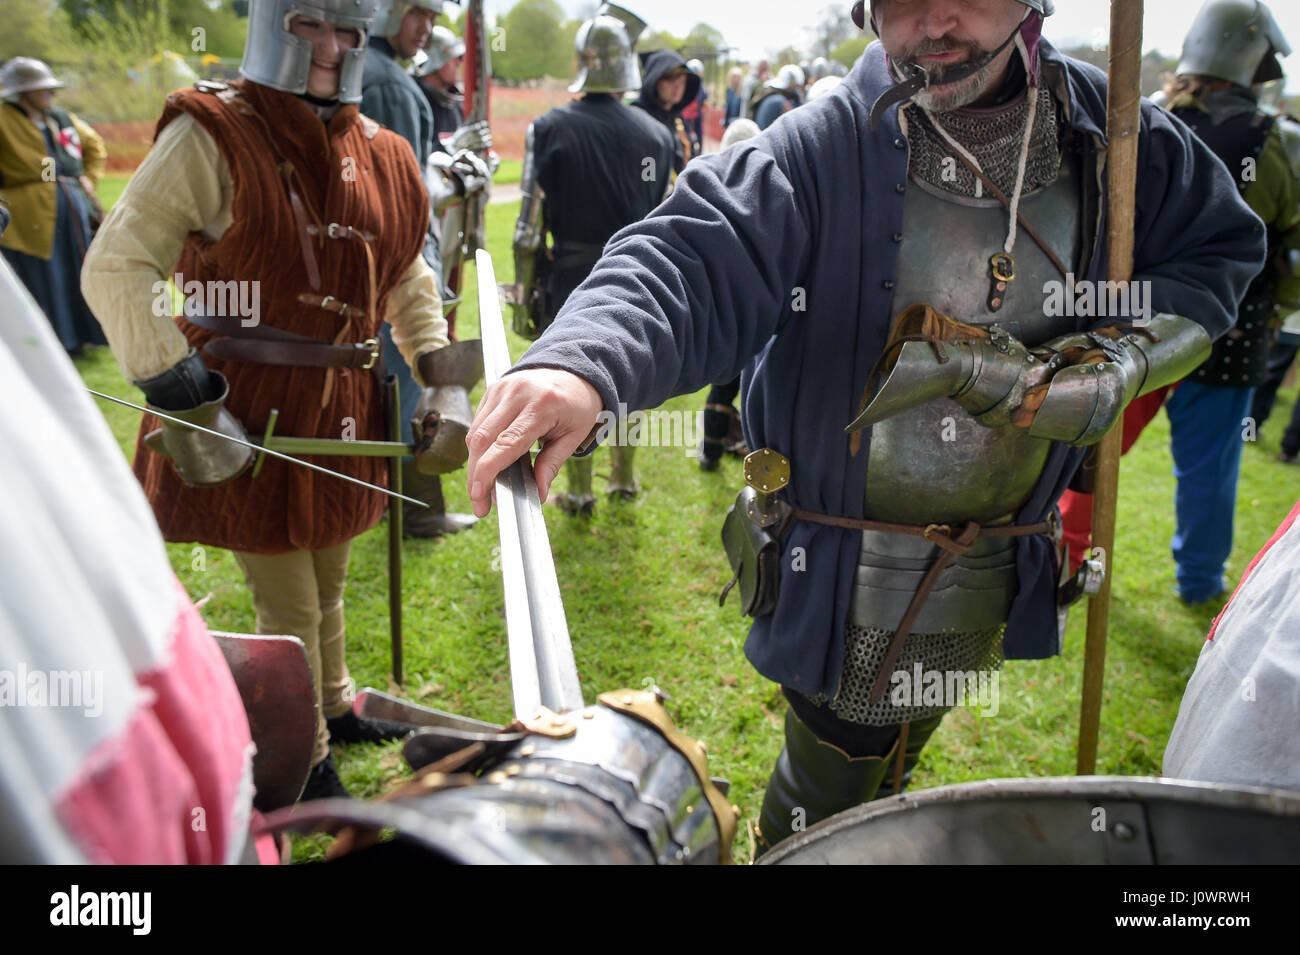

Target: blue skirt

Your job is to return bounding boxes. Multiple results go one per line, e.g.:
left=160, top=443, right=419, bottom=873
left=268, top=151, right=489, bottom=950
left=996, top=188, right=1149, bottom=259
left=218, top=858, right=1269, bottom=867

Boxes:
left=3, top=181, right=107, bottom=353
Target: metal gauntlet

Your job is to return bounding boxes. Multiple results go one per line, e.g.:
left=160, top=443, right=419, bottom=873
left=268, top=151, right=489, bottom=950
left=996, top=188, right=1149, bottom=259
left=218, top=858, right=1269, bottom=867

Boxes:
left=849, top=313, right=1211, bottom=446
left=412, top=339, right=485, bottom=475
left=136, top=350, right=253, bottom=486
left=1023, top=314, right=1211, bottom=444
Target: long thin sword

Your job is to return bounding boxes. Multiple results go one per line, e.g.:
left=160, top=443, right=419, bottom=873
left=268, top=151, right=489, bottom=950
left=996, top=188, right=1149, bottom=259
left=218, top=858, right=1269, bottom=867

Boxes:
left=89, top=389, right=428, bottom=507
left=476, top=249, right=584, bottom=719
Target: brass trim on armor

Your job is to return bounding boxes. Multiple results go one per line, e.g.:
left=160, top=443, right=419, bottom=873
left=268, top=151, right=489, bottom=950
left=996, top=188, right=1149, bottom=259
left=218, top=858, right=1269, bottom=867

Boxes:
left=598, top=689, right=738, bottom=864
left=517, top=705, right=578, bottom=738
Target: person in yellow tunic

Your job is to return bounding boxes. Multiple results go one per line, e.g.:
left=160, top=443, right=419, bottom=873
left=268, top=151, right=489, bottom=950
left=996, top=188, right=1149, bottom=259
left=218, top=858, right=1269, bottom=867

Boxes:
left=0, top=57, right=106, bottom=354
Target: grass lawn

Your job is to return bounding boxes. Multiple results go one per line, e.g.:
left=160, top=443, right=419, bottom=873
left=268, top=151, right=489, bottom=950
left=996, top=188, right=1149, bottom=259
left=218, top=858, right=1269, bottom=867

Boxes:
left=77, top=179, right=1300, bottom=864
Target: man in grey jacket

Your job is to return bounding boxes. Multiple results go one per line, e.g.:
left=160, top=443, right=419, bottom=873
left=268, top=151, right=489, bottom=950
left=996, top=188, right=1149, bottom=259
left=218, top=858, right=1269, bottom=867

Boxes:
left=462, top=0, right=1264, bottom=853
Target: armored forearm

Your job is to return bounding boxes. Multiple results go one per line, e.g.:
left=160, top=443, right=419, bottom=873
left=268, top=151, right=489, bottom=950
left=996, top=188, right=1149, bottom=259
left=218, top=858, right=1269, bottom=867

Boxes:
left=849, top=310, right=1212, bottom=446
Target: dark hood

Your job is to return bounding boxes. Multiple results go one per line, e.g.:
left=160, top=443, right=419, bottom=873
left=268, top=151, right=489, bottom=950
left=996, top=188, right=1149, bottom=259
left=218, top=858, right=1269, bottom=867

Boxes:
left=635, top=49, right=701, bottom=119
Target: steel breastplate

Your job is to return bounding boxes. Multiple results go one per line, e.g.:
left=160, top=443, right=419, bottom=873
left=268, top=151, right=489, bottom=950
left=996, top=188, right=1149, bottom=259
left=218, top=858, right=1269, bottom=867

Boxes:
left=852, top=150, right=1082, bottom=634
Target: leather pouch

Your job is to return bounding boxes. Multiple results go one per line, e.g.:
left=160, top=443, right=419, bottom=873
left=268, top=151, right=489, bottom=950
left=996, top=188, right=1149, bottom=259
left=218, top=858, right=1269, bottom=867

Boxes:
left=719, top=486, right=787, bottom=617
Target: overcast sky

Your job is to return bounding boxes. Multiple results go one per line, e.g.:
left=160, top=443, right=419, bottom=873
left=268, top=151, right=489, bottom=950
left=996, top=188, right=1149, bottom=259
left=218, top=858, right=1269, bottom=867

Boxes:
left=480, top=0, right=1300, bottom=93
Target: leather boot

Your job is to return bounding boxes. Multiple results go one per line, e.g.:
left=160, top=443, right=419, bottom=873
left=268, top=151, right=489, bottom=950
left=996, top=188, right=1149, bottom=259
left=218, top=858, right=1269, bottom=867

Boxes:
left=300, top=753, right=351, bottom=801
left=755, top=708, right=899, bottom=857
left=402, top=461, right=477, bottom=538
left=608, top=444, right=638, bottom=499
left=871, top=711, right=947, bottom=799
left=700, top=403, right=733, bottom=470
left=556, top=456, right=597, bottom=515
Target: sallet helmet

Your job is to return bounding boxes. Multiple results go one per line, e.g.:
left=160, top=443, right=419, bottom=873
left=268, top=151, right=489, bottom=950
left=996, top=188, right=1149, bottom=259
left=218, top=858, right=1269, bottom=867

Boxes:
left=239, top=0, right=380, bottom=104
left=569, top=2, right=646, bottom=95
left=418, top=24, right=467, bottom=76
left=373, top=0, right=444, bottom=41
left=1176, top=0, right=1291, bottom=88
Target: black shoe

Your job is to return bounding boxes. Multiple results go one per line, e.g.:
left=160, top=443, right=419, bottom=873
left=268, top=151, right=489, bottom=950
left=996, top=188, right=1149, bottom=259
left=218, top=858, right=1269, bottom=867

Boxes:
left=326, top=710, right=417, bottom=744
left=300, top=754, right=351, bottom=801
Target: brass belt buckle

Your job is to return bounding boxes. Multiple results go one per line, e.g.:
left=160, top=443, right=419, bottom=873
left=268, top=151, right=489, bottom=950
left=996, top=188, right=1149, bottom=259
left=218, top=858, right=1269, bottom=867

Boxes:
left=361, top=337, right=380, bottom=370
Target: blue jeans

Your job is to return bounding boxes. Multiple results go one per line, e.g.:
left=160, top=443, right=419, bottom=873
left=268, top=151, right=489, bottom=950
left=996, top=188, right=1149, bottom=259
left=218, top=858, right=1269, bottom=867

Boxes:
left=1165, top=381, right=1254, bottom=602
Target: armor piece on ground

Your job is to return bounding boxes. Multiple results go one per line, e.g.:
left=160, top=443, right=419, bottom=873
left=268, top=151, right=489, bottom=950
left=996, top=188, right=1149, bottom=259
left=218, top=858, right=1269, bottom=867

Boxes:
left=809, top=623, right=1004, bottom=725
left=264, top=689, right=735, bottom=864
left=557, top=455, right=596, bottom=515
left=239, top=0, right=380, bottom=104
left=141, top=369, right=255, bottom=487
left=1176, top=0, right=1290, bottom=89
left=0, top=57, right=64, bottom=100
left=374, top=0, right=444, bottom=41
left=902, top=83, right=1061, bottom=200
left=211, top=631, right=315, bottom=812
left=419, top=25, right=466, bottom=74
left=412, top=338, right=483, bottom=475
left=761, top=776, right=1300, bottom=864
left=506, top=122, right=549, bottom=339
left=569, top=2, right=646, bottom=95
left=608, top=443, right=637, bottom=498
left=756, top=707, right=946, bottom=856
left=851, top=311, right=1213, bottom=447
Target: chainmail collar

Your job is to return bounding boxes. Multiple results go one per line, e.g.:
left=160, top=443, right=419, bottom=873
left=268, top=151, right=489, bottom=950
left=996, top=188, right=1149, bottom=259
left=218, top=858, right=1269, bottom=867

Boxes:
left=903, top=81, right=1062, bottom=199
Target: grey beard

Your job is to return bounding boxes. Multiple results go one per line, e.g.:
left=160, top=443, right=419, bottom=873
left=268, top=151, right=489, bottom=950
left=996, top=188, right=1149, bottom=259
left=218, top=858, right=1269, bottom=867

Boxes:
left=892, top=54, right=998, bottom=114
left=912, top=60, right=996, bottom=112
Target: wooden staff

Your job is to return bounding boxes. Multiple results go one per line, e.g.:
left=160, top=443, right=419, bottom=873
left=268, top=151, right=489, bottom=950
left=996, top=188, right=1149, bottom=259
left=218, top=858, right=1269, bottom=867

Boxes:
left=1077, top=0, right=1144, bottom=775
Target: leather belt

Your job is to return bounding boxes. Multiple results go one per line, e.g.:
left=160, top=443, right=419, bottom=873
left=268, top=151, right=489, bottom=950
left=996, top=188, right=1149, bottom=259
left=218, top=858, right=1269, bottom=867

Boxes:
left=186, top=311, right=380, bottom=371
left=791, top=507, right=1056, bottom=705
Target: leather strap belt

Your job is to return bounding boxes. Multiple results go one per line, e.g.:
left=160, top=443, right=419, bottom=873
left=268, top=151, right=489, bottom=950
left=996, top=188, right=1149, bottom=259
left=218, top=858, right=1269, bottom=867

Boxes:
left=791, top=508, right=1055, bottom=705
left=551, top=240, right=604, bottom=273
left=187, top=311, right=380, bottom=371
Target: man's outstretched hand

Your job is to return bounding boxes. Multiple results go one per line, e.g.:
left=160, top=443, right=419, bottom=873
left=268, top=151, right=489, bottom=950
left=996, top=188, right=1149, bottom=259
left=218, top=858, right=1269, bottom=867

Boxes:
left=466, top=369, right=604, bottom=517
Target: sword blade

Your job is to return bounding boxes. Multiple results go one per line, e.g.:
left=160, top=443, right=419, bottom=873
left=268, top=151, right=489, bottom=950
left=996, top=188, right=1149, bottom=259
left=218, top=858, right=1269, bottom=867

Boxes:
left=476, top=249, right=584, bottom=718
left=88, top=389, right=428, bottom=507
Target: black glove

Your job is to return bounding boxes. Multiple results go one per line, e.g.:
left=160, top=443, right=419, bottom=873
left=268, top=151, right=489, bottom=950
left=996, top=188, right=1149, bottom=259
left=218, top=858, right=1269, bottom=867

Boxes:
left=133, top=348, right=222, bottom=411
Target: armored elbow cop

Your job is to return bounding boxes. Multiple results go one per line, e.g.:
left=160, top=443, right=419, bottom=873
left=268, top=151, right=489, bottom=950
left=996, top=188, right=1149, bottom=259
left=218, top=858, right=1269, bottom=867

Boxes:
left=849, top=312, right=1212, bottom=446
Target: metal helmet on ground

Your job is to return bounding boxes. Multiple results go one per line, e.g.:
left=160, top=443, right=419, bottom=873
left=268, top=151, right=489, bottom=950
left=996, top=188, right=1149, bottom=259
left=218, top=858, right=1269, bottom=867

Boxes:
left=374, top=0, right=443, bottom=40
left=569, top=2, right=646, bottom=94
left=0, top=58, right=65, bottom=103
left=418, top=24, right=466, bottom=75
left=851, top=0, right=1053, bottom=30
left=1176, top=0, right=1291, bottom=87
left=239, top=0, right=379, bottom=103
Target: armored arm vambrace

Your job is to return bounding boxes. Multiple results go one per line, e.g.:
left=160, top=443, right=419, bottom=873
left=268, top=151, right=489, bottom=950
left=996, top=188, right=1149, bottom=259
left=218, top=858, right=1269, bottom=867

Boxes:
left=850, top=314, right=1212, bottom=447
left=511, top=123, right=547, bottom=322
